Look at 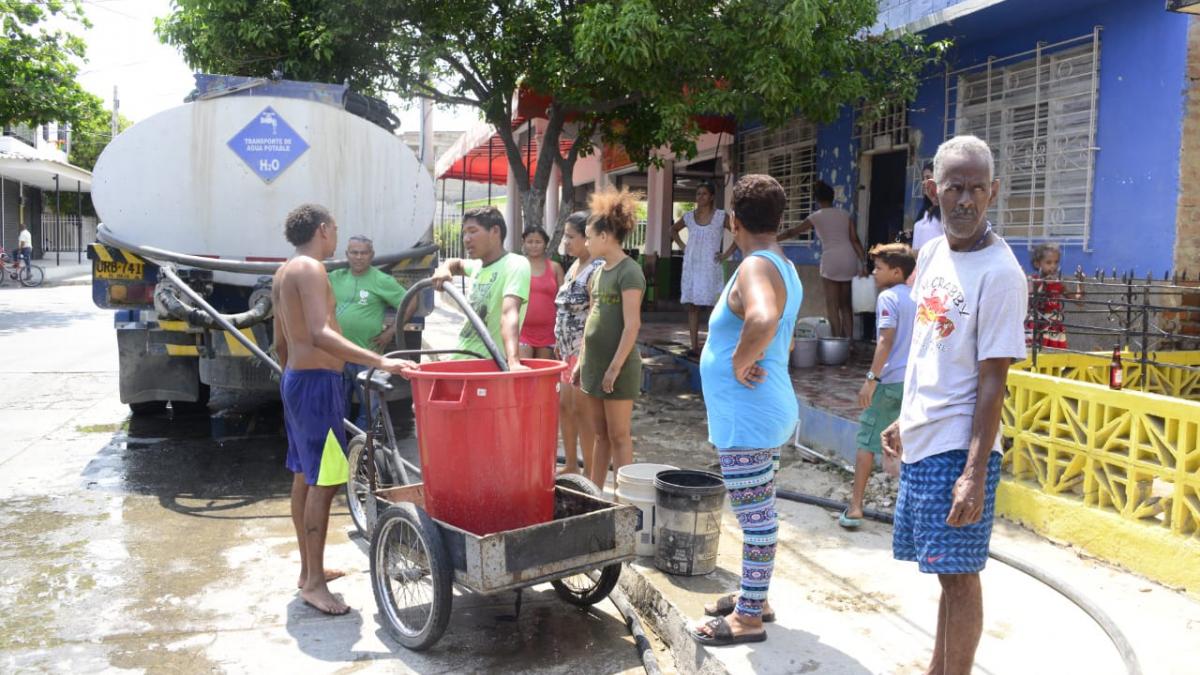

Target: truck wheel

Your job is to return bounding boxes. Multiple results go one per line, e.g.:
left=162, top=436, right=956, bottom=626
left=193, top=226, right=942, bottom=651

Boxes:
left=171, top=383, right=211, bottom=414
left=129, top=401, right=166, bottom=416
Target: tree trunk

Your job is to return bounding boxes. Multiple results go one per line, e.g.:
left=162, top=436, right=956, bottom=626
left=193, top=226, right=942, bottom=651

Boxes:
left=520, top=187, right=546, bottom=234
left=547, top=149, right=580, bottom=258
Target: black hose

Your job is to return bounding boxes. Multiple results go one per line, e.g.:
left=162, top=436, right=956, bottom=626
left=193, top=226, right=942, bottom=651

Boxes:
left=609, top=586, right=662, bottom=675
left=155, top=283, right=273, bottom=329
left=397, top=278, right=508, bottom=371
left=97, top=225, right=439, bottom=276
left=773, top=489, right=1142, bottom=675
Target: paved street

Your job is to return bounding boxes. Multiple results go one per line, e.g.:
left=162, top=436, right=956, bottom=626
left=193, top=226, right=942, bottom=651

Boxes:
left=0, top=284, right=645, bottom=673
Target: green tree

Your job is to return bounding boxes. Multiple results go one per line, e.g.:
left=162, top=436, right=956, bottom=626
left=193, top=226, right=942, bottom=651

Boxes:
left=157, top=1, right=942, bottom=242
left=0, top=0, right=93, bottom=127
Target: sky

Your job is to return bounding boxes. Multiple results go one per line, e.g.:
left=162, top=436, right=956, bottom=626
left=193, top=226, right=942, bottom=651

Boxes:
left=71, top=0, right=476, bottom=133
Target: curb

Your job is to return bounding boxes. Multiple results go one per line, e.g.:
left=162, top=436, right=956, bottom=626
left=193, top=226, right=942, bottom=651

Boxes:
left=619, top=561, right=730, bottom=675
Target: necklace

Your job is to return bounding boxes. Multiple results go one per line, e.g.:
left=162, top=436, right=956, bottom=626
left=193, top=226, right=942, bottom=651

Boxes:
left=968, top=225, right=992, bottom=252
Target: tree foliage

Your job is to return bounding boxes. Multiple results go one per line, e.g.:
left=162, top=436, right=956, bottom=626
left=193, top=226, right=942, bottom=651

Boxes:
left=157, top=1, right=944, bottom=234
left=0, top=0, right=93, bottom=127
left=68, top=92, right=132, bottom=172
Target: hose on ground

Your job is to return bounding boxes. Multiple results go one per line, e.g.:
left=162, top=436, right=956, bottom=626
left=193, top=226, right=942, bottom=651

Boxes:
left=773, top=488, right=1142, bottom=675
left=609, top=585, right=662, bottom=675
left=97, top=224, right=439, bottom=275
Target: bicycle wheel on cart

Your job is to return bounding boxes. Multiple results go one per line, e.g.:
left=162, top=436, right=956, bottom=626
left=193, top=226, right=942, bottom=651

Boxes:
left=370, top=503, right=453, bottom=651
left=345, top=434, right=373, bottom=537
left=550, top=473, right=623, bottom=606
left=20, top=265, right=44, bottom=288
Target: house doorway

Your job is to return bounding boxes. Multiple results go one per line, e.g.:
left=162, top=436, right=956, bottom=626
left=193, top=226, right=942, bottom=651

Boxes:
left=867, top=150, right=908, bottom=248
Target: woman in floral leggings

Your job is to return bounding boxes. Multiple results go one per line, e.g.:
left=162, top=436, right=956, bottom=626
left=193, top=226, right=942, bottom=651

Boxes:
left=693, top=174, right=802, bottom=646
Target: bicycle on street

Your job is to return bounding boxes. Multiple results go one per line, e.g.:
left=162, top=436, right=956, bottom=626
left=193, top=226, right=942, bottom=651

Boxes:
left=0, top=247, right=45, bottom=288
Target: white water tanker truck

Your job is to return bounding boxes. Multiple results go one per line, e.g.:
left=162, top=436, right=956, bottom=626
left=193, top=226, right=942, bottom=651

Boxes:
left=88, top=75, right=439, bottom=414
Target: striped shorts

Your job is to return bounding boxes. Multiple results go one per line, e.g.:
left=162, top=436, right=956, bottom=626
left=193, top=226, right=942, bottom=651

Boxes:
left=893, top=450, right=1001, bottom=574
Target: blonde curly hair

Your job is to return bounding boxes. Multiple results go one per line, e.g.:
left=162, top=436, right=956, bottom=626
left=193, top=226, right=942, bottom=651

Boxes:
left=587, top=186, right=641, bottom=243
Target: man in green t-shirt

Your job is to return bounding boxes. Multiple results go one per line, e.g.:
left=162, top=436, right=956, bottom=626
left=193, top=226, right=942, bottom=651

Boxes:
left=329, top=235, right=412, bottom=428
left=431, top=206, right=530, bottom=369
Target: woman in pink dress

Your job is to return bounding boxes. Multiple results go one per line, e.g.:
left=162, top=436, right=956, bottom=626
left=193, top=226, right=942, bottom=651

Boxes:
left=778, top=181, right=867, bottom=338
left=519, top=227, right=564, bottom=359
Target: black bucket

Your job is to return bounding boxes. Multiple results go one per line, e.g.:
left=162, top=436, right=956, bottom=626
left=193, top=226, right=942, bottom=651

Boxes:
left=653, top=470, right=726, bottom=576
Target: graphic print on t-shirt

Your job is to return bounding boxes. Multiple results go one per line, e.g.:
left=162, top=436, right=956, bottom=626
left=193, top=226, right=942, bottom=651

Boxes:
left=460, top=276, right=494, bottom=340
left=916, top=276, right=969, bottom=346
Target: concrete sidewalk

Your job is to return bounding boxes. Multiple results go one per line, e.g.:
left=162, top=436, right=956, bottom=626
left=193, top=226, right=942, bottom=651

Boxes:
left=620, top=495, right=1200, bottom=675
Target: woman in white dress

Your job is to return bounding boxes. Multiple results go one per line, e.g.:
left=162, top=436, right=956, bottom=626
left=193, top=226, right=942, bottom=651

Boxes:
left=671, top=180, right=731, bottom=355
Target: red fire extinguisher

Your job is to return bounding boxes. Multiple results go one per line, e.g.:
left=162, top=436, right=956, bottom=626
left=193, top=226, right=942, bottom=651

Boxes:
left=1109, top=346, right=1123, bottom=391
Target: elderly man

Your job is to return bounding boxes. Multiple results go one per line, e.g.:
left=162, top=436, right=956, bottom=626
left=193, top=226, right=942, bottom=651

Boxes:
left=881, top=135, right=1028, bottom=675
left=328, top=235, right=412, bottom=430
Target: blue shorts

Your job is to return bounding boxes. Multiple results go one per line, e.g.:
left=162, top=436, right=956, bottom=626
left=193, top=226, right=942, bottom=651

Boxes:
left=893, top=450, right=1001, bottom=574
left=282, top=368, right=350, bottom=486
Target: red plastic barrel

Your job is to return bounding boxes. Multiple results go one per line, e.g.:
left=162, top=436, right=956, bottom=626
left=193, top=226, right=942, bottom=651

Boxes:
left=403, top=358, right=567, bottom=535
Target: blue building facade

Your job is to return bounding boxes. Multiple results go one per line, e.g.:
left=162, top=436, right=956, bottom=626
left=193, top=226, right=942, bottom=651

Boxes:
left=766, top=0, right=1192, bottom=278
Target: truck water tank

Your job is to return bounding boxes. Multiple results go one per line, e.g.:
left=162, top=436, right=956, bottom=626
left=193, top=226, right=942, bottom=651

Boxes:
left=91, top=95, right=435, bottom=285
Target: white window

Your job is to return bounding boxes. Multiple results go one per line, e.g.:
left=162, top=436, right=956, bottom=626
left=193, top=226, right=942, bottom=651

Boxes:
left=737, top=118, right=817, bottom=240
left=944, top=29, right=1101, bottom=245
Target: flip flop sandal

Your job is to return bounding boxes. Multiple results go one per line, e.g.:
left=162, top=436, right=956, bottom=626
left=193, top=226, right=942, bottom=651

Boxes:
left=690, top=616, right=767, bottom=647
left=838, top=509, right=865, bottom=529
left=703, top=593, right=776, bottom=622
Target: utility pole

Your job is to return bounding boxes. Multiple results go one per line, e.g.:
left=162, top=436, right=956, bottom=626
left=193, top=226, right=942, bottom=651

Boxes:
left=419, top=96, right=434, bottom=172
left=111, top=86, right=119, bottom=138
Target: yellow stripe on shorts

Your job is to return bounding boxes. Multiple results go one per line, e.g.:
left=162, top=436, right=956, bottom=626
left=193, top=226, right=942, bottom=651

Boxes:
left=316, top=429, right=349, bottom=486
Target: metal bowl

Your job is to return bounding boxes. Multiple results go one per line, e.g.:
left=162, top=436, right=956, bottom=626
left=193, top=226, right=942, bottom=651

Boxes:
left=818, top=337, right=851, bottom=366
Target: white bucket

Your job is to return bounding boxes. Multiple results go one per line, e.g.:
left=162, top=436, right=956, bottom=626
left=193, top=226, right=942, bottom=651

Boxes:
left=616, top=463, right=678, bottom=556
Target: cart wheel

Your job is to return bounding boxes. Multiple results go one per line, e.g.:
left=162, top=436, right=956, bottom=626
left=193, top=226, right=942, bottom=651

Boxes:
left=370, top=503, right=452, bottom=651
left=550, top=474, right=622, bottom=607
left=346, top=434, right=373, bottom=538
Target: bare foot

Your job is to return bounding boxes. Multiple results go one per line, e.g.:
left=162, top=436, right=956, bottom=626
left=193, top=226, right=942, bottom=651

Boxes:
left=300, top=587, right=350, bottom=616
left=297, top=568, right=347, bottom=589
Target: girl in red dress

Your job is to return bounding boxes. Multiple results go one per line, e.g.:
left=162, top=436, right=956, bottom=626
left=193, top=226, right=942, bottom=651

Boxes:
left=1025, top=243, right=1081, bottom=350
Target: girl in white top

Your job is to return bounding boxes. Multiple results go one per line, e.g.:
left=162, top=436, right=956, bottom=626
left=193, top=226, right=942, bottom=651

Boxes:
left=778, top=181, right=867, bottom=338
left=671, top=180, right=731, bottom=355
left=911, top=160, right=943, bottom=252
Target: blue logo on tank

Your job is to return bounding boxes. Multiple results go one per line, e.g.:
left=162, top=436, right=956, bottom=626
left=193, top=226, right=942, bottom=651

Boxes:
left=227, top=106, right=310, bottom=183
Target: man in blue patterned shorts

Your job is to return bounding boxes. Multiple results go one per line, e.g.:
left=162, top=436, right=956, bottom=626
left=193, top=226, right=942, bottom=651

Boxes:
left=881, top=135, right=1028, bottom=674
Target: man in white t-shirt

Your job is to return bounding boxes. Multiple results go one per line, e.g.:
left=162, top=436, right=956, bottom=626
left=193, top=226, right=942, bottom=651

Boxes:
left=15, top=224, right=33, bottom=272
left=881, top=135, right=1027, bottom=675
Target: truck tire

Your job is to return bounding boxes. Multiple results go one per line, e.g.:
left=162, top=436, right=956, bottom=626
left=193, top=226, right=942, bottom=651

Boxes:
left=171, top=383, right=211, bottom=414
left=129, top=401, right=167, bottom=416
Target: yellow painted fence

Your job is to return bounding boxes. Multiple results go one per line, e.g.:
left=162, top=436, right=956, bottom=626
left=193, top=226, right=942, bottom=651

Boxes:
left=1000, top=353, right=1200, bottom=594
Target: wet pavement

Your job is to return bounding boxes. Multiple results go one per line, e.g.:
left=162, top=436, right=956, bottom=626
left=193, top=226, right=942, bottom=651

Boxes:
left=0, top=285, right=646, bottom=674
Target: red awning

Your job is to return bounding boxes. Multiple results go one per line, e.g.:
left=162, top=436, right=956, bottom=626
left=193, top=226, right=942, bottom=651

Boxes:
left=436, top=117, right=574, bottom=185
left=435, top=88, right=734, bottom=185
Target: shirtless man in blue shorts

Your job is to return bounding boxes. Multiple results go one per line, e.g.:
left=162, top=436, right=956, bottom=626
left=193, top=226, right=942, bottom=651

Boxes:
left=272, top=204, right=413, bottom=615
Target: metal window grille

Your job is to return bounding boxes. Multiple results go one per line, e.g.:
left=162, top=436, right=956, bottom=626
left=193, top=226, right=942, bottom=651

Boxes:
left=944, top=28, right=1101, bottom=246
left=853, top=99, right=910, bottom=150
left=737, top=118, right=817, bottom=239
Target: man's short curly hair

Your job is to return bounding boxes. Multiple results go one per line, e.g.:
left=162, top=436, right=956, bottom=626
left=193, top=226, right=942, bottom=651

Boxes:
left=284, top=204, right=334, bottom=246
left=731, top=174, right=786, bottom=234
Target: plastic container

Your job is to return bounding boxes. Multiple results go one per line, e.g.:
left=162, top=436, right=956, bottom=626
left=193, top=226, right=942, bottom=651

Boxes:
left=852, top=275, right=878, bottom=314
left=654, top=470, right=727, bottom=576
left=819, top=337, right=851, bottom=365
left=795, top=316, right=833, bottom=339
left=404, top=358, right=567, bottom=535
left=616, top=463, right=678, bottom=556
left=790, top=337, right=819, bottom=368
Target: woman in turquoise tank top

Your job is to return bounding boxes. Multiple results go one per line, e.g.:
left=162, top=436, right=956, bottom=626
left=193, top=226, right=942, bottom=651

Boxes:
left=693, top=175, right=802, bottom=647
